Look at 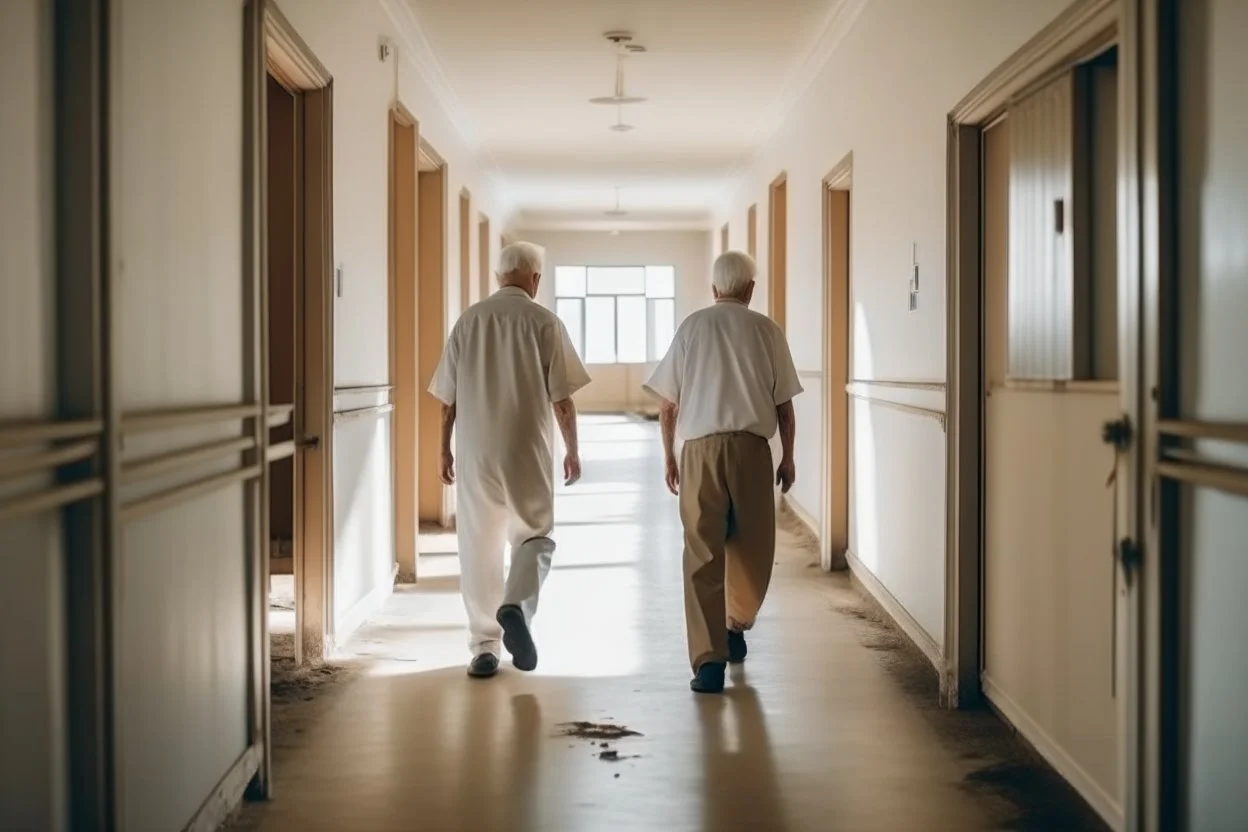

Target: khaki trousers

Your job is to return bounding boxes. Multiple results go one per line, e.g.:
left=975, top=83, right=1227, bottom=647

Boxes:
left=680, top=432, right=776, bottom=670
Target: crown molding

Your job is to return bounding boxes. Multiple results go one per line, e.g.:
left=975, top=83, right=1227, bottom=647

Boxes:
left=754, top=0, right=869, bottom=149
left=378, top=0, right=515, bottom=191
left=719, top=0, right=870, bottom=206
left=377, top=0, right=474, bottom=142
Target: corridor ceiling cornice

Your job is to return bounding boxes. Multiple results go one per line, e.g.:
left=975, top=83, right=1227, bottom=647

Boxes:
left=721, top=0, right=870, bottom=203
left=748, top=0, right=868, bottom=151
left=378, top=0, right=489, bottom=154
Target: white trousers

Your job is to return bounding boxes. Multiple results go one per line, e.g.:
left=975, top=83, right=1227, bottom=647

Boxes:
left=455, top=452, right=555, bottom=657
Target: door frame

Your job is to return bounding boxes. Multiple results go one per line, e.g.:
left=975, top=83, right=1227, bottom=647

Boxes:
left=416, top=139, right=449, bottom=527
left=390, top=106, right=420, bottom=582
left=478, top=213, right=491, bottom=302
left=747, top=203, right=758, bottom=259
left=944, top=0, right=1143, bottom=825
left=1135, top=0, right=1194, bottom=828
left=820, top=155, right=853, bottom=572
left=459, top=188, right=472, bottom=310
left=254, top=0, right=335, bottom=670
left=768, top=174, right=788, bottom=331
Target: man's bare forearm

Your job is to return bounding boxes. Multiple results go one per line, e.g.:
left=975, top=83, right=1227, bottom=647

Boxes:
left=659, top=399, right=678, bottom=461
left=440, top=403, right=456, bottom=454
left=777, top=400, right=796, bottom=462
left=553, top=397, right=579, bottom=456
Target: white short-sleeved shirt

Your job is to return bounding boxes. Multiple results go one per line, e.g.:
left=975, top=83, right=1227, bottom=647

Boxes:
left=428, top=286, right=590, bottom=464
left=643, top=299, right=803, bottom=442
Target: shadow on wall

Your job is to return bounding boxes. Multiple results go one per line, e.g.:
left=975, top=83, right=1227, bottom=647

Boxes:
left=847, top=302, right=947, bottom=645
left=333, top=413, right=395, bottom=629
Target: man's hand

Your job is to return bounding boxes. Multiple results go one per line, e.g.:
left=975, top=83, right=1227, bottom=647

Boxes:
left=776, top=457, right=795, bottom=494
left=665, top=455, right=680, bottom=496
left=563, top=452, right=582, bottom=486
left=439, top=450, right=456, bottom=486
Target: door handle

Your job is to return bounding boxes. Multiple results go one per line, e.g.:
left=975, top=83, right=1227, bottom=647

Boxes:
left=297, top=436, right=320, bottom=451
left=1101, top=416, right=1132, bottom=451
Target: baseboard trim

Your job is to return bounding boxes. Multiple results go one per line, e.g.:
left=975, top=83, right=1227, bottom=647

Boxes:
left=333, top=568, right=395, bottom=647
left=782, top=494, right=819, bottom=538
left=183, top=742, right=261, bottom=832
left=844, top=548, right=944, bottom=673
left=982, top=676, right=1124, bottom=831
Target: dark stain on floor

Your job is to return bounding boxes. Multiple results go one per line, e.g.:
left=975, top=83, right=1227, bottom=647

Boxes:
left=828, top=586, right=1110, bottom=832
left=558, top=721, right=643, bottom=740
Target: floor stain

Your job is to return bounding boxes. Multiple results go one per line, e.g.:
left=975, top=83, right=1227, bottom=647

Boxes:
left=558, top=721, right=643, bottom=740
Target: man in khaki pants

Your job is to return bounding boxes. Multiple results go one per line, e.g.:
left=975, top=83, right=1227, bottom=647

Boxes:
left=643, top=251, right=802, bottom=693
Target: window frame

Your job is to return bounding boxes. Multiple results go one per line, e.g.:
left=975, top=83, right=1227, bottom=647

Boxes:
left=554, top=265, right=676, bottom=364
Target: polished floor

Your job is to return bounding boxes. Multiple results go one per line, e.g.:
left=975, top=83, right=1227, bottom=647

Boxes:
left=240, top=416, right=1100, bottom=832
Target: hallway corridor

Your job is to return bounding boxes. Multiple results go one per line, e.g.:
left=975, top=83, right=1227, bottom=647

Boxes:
left=238, top=417, right=1100, bottom=832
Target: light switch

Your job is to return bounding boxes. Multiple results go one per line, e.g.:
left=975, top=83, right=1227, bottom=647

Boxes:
left=909, top=243, right=919, bottom=312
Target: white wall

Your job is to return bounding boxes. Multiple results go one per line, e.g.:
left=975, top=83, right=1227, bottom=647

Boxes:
left=715, top=0, right=1071, bottom=646
left=277, top=0, right=513, bottom=636
left=518, top=229, right=711, bottom=411
left=0, top=2, right=66, bottom=828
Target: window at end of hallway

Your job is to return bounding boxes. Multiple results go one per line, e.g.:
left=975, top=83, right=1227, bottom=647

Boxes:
left=555, top=265, right=676, bottom=365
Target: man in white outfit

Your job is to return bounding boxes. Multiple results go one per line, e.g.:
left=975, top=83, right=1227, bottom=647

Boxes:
left=428, top=242, right=591, bottom=678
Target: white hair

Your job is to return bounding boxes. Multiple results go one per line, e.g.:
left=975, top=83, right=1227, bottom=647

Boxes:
left=497, top=241, right=545, bottom=278
left=712, top=250, right=757, bottom=295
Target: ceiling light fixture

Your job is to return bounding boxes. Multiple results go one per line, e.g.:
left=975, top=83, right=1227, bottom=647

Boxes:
left=589, top=32, right=647, bottom=106
left=609, top=104, right=635, bottom=133
left=604, top=187, right=628, bottom=218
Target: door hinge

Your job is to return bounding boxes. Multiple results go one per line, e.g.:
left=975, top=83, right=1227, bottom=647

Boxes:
left=1116, top=537, right=1141, bottom=588
left=1101, top=415, right=1133, bottom=451
left=297, top=435, right=320, bottom=451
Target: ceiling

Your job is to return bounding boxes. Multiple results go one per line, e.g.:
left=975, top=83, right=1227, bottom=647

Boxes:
left=404, top=0, right=851, bottom=229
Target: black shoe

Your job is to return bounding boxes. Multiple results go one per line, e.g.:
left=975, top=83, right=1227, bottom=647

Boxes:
left=497, top=605, right=538, bottom=671
left=467, top=653, right=499, bottom=678
left=727, top=630, right=748, bottom=664
left=690, top=662, right=726, bottom=694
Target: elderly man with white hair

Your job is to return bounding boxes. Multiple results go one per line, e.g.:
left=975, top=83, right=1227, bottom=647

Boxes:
left=643, top=250, right=802, bottom=694
left=429, top=241, right=591, bottom=678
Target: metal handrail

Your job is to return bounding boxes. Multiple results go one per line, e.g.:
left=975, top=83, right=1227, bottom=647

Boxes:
left=1157, top=419, right=1248, bottom=444
left=847, top=378, right=947, bottom=392
left=333, top=403, right=394, bottom=423
left=1157, top=459, right=1248, bottom=499
left=846, top=390, right=946, bottom=429
left=122, top=404, right=261, bottom=435
left=0, top=479, right=104, bottom=526
left=266, top=440, right=295, bottom=463
left=120, top=464, right=263, bottom=522
left=0, top=440, right=98, bottom=481
left=121, top=437, right=257, bottom=484
left=0, top=419, right=103, bottom=448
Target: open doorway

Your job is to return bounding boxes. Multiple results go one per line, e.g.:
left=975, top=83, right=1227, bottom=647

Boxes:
left=417, top=143, right=448, bottom=527
left=947, top=13, right=1129, bottom=828
left=768, top=175, right=788, bottom=329
left=261, top=7, right=334, bottom=667
left=720, top=223, right=729, bottom=254
left=822, top=157, right=851, bottom=571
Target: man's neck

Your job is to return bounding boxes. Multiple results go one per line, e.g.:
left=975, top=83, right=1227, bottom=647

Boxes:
left=498, top=283, right=534, bottom=298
